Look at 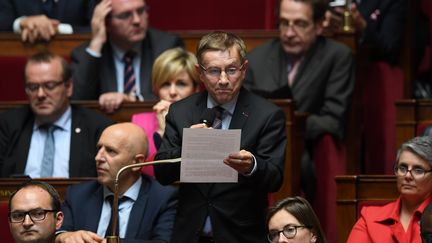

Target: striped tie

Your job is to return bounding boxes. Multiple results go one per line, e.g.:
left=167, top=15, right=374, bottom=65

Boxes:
left=123, top=51, right=136, bottom=95
left=212, top=106, right=225, bottom=129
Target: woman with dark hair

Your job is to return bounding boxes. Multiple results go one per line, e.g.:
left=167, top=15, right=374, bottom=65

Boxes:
left=348, top=136, right=432, bottom=243
left=267, top=196, right=327, bottom=243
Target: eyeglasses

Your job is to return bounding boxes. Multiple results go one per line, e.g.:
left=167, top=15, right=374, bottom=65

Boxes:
left=394, top=164, right=432, bottom=179
left=25, top=80, right=64, bottom=94
left=279, top=19, right=312, bottom=33
left=267, top=224, right=311, bottom=242
left=9, top=209, right=57, bottom=223
left=112, top=6, right=149, bottom=21
left=199, top=63, right=245, bottom=80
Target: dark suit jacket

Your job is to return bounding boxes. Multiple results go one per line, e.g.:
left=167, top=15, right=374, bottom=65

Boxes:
left=0, top=0, right=96, bottom=31
left=71, top=28, right=184, bottom=100
left=60, top=175, right=178, bottom=243
left=154, top=88, right=287, bottom=243
left=357, top=0, right=407, bottom=65
left=0, top=105, right=114, bottom=177
left=244, top=37, right=354, bottom=141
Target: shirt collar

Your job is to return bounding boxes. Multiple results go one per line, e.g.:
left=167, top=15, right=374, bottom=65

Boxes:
left=375, top=195, right=432, bottom=223
left=103, top=176, right=142, bottom=202
left=111, top=41, right=141, bottom=62
left=206, top=93, right=239, bottom=116
left=34, top=106, right=71, bottom=132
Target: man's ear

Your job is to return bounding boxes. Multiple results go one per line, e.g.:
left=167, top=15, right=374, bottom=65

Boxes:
left=55, top=211, right=64, bottom=230
left=131, top=154, right=146, bottom=172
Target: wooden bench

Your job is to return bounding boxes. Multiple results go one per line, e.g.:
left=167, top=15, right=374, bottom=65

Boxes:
left=0, top=99, right=305, bottom=200
left=396, top=99, right=432, bottom=149
left=336, top=175, right=398, bottom=243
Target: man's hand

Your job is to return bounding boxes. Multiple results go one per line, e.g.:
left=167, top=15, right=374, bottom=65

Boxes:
left=323, top=4, right=366, bottom=33
left=99, top=92, right=135, bottom=113
left=89, top=0, right=112, bottom=54
left=224, top=150, right=254, bottom=174
left=55, top=230, right=103, bottom=243
left=20, top=15, right=59, bottom=43
left=153, top=99, right=172, bottom=136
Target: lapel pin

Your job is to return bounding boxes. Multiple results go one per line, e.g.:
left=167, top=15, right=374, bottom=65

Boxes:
left=242, top=112, right=249, bottom=117
left=75, top=127, right=81, bottom=134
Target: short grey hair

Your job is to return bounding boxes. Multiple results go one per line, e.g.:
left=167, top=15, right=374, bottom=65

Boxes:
left=396, top=136, right=432, bottom=166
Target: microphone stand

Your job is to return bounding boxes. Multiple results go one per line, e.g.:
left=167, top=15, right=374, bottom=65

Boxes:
left=106, top=157, right=181, bottom=243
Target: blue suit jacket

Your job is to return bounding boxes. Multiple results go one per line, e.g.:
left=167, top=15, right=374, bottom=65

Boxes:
left=60, top=175, right=178, bottom=243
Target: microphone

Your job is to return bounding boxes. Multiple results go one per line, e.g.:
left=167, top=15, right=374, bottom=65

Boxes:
left=200, top=108, right=215, bottom=128
left=106, top=158, right=181, bottom=243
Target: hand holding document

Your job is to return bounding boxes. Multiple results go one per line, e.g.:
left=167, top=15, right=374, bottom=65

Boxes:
left=180, top=128, right=241, bottom=183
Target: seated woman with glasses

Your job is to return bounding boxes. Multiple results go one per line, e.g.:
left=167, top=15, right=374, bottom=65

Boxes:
left=267, top=196, right=327, bottom=243
left=347, top=136, right=432, bottom=243
left=132, top=47, right=200, bottom=175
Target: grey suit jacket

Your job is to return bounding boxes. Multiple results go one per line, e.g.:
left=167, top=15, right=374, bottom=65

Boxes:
left=245, top=37, right=354, bottom=141
left=71, top=28, right=184, bottom=100
left=154, top=88, right=287, bottom=243
left=0, top=105, right=114, bottom=177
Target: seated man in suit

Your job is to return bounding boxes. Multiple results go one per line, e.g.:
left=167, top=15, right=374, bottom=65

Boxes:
left=154, top=31, right=287, bottom=243
left=71, top=0, right=184, bottom=113
left=0, top=52, right=114, bottom=178
left=8, top=180, right=64, bottom=243
left=56, top=123, right=178, bottom=242
left=244, top=0, right=354, bottom=200
left=0, top=0, right=96, bottom=43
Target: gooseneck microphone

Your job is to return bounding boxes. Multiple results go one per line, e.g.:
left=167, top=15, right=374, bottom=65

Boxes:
left=200, top=108, right=215, bottom=128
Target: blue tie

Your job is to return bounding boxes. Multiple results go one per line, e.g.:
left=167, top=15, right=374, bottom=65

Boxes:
left=40, top=125, right=57, bottom=177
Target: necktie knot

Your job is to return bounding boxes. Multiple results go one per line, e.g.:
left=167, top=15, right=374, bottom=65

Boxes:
left=123, top=51, right=135, bottom=63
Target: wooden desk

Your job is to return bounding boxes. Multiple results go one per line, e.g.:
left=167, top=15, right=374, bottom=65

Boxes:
left=0, top=178, right=95, bottom=202
left=0, top=99, right=305, bottom=199
left=336, top=175, right=398, bottom=243
left=0, top=30, right=355, bottom=57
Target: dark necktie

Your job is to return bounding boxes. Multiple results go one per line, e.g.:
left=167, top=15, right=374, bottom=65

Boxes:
left=212, top=106, right=225, bottom=129
left=123, top=51, right=136, bottom=95
left=40, top=124, right=57, bottom=177
left=105, top=195, right=128, bottom=237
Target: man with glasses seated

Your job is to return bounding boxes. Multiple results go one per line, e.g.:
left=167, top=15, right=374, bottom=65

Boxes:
left=0, top=52, right=114, bottom=178
left=244, top=0, right=354, bottom=204
left=154, top=31, right=287, bottom=243
left=71, top=0, right=183, bottom=113
left=347, top=136, right=432, bottom=243
left=8, top=180, right=64, bottom=243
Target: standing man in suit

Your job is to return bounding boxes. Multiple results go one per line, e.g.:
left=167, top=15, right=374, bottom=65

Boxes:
left=0, top=52, right=114, bottom=178
left=8, top=181, right=64, bottom=243
left=0, top=0, right=96, bottom=43
left=56, top=123, right=178, bottom=242
left=154, top=31, right=287, bottom=243
left=71, top=0, right=184, bottom=113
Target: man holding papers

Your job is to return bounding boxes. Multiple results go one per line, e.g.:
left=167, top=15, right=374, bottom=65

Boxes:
left=154, top=31, right=287, bottom=243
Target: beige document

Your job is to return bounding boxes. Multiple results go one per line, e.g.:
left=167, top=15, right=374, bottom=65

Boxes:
left=180, top=128, right=241, bottom=183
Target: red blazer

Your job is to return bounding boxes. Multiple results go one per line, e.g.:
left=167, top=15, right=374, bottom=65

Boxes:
left=347, top=195, right=432, bottom=243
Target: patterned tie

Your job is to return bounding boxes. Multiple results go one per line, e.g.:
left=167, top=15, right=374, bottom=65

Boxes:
left=212, top=106, right=225, bottom=129
left=123, top=51, right=136, bottom=95
left=40, top=124, right=57, bottom=177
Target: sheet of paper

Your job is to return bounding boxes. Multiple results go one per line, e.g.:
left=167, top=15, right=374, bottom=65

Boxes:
left=180, top=128, right=241, bottom=183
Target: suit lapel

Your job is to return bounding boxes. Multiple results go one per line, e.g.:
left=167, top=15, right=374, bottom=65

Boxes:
left=15, top=113, right=35, bottom=174
left=125, top=176, right=148, bottom=238
left=100, top=45, right=118, bottom=93
left=69, top=106, right=83, bottom=177
left=229, top=89, right=250, bottom=130
left=86, top=185, right=104, bottom=231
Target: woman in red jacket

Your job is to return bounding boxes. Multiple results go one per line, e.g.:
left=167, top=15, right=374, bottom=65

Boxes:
left=348, top=136, right=432, bottom=243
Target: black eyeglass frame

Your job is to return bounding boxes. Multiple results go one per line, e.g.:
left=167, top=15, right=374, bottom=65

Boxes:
left=267, top=224, right=312, bottom=242
left=8, top=208, right=57, bottom=223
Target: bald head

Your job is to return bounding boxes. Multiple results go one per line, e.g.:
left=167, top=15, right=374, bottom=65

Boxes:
left=95, top=123, right=148, bottom=190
